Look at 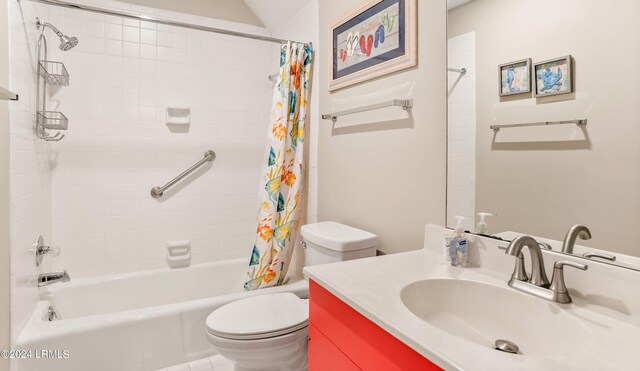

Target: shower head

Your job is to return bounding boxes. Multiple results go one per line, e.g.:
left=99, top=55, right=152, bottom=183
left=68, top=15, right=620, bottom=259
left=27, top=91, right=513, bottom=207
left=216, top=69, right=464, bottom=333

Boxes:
left=36, top=17, right=79, bottom=51
left=59, top=35, right=79, bottom=51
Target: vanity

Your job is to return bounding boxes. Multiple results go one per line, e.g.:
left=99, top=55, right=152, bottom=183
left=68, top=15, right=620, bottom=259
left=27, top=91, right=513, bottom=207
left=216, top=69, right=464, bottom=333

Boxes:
left=303, top=225, right=640, bottom=370
left=303, top=0, right=640, bottom=368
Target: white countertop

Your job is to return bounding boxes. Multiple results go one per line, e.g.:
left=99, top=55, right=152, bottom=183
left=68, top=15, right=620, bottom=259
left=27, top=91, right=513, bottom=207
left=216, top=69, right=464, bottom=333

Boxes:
left=303, top=225, right=640, bottom=371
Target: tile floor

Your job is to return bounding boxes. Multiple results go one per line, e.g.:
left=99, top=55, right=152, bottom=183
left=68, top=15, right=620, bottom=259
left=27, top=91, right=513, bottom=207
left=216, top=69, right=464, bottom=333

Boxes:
left=156, top=355, right=234, bottom=371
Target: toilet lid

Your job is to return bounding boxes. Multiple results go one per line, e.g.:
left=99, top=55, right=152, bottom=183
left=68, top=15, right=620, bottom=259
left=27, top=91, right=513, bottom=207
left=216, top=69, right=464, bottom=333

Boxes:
left=206, top=293, right=308, bottom=340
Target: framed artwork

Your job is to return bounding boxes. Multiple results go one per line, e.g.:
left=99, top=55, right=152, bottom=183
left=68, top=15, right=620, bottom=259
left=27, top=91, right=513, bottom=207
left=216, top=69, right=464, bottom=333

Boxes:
left=498, top=58, right=531, bottom=96
left=534, top=55, right=573, bottom=97
left=328, top=0, right=417, bottom=91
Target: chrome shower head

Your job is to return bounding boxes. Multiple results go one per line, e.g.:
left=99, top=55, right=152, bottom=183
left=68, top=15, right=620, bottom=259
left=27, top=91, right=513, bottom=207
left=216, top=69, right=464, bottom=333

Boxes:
left=59, top=35, right=79, bottom=51
left=36, top=17, right=79, bottom=51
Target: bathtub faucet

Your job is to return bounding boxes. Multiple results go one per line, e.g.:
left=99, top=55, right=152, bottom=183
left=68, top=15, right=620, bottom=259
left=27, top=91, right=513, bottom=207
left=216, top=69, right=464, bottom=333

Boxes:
left=37, top=271, right=70, bottom=287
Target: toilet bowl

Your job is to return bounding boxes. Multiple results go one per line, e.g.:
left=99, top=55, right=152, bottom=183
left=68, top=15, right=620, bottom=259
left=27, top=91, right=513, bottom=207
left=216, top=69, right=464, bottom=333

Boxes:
left=206, top=293, right=309, bottom=371
left=206, top=222, right=378, bottom=370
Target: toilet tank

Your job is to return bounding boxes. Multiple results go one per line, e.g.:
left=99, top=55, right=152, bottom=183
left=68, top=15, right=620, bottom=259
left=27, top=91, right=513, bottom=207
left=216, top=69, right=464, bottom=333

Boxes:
left=300, top=222, right=377, bottom=266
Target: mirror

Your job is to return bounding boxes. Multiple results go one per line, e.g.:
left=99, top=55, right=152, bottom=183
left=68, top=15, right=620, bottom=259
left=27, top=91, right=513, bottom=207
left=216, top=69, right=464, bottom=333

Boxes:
left=446, top=0, right=640, bottom=269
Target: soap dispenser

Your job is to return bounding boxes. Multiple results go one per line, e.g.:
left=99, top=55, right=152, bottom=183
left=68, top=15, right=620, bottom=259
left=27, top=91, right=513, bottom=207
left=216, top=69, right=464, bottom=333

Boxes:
left=446, top=216, right=468, bottom=268
left=476, top=212, right=494, bottom=235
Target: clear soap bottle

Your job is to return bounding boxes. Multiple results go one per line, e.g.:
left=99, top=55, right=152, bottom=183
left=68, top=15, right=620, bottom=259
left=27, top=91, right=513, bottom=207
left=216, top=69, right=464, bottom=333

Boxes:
left=448, top=216, right=468, bottom=267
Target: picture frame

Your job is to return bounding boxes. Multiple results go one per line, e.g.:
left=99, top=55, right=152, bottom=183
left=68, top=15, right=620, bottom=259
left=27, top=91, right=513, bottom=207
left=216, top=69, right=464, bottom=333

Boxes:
left=533, top=55, right=573, bottom=97
left=328, top=0, right=418, bottom=92
left=498, top=58, right=531, bottom=96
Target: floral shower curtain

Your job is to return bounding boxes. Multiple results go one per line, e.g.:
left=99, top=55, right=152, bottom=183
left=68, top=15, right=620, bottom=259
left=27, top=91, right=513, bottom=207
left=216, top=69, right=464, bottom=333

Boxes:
left=244, top=42, right=314, bottom=291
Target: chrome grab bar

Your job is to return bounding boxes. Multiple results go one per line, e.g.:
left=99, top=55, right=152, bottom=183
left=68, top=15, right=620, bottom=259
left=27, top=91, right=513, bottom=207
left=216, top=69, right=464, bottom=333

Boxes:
left=150, top=150, right=215, bottom=199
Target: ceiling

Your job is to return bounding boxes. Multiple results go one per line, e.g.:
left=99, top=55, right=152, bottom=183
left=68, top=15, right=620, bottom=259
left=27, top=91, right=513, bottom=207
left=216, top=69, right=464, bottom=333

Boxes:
left=244, top=0, right=313, bottom=31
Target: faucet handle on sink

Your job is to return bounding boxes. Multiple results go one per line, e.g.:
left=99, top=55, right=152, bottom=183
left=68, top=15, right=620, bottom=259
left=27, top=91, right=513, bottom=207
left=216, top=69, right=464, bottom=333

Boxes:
left=554, top=261, right=588, bottom=271
left=549, top=261, right=588, bottom=304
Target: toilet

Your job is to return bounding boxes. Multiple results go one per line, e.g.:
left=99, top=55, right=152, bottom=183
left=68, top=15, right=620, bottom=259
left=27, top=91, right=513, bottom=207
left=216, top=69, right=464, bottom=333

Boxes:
left=205, top=221, right=377, bottom=371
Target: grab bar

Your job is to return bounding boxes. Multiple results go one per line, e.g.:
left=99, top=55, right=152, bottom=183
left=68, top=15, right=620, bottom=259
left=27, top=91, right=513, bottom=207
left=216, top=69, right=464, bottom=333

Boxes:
left=150, top=150, right=215, bottom=198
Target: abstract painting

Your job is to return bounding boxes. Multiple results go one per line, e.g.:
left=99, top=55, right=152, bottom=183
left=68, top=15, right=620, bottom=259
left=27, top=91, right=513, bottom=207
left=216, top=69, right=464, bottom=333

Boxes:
left=534, top=56, right=573, bottom=97
left=499, top=58, right=531, bottom=96
left=329, top=0, right=417, bottom=91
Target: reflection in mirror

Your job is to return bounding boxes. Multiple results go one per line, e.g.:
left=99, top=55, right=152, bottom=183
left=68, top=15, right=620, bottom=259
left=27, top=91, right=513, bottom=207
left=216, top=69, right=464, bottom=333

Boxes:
left=446, top=0, right=640, bottom=269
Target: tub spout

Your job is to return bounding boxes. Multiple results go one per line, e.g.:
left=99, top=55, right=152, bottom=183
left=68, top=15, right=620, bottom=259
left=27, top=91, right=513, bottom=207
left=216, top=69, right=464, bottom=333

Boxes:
left=38, top=271, right=70, bottom=287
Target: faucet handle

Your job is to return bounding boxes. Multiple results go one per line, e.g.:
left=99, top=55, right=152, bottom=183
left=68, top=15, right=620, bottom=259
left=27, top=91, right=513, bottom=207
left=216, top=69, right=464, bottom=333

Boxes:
left=554, top=261, right=588, bottom=271
left=44, top=245, right=61, bottom=256
left=550, top=261, right=588, bottom=304
left=582, top=252, right=616, bottom=262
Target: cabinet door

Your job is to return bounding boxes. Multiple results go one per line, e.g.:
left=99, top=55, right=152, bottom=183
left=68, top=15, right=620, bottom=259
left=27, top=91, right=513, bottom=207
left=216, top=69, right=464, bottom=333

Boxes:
left=308, top=323, right=360, bottom=371
left=309, top=280, right=441, bottom=371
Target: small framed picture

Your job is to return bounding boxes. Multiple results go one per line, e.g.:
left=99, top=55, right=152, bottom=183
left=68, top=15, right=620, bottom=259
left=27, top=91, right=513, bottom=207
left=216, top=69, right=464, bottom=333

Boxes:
left=534, top=55, right=573, bottom=97
left=498, top=58, right=531, bottom=96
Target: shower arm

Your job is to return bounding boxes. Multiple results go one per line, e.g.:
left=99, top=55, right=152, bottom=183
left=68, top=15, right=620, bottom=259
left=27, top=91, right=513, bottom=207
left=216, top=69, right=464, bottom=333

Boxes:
left=36, top=18, right=64, bottom=37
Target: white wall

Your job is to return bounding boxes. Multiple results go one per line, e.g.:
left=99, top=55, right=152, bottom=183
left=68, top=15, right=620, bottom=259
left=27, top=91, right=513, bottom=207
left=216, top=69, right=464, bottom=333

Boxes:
left=8, top=0, right=54, bottom=346
left=7, top=0, right=318, bottom=346
left=118, top=0, right=263, bottom=27
left=39, top=2, right=275, bottom=278
left=0, top=0, right=11, bottom=366
left=317, top=0, right=447, bottom=254
left=446, top=32, right=476, bottom=230
left=7, top=0, right=278, bottom=345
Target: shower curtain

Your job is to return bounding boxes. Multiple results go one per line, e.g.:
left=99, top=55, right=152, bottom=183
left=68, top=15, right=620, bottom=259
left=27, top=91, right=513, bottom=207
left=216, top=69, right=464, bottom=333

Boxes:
left=244, top=42, right=314, bottom=291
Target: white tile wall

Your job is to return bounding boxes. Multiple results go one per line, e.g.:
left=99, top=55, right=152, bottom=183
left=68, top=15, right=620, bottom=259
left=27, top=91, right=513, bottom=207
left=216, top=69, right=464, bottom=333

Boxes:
left=447, top=32, right=476, bottom=231
left=7, top=0, right=319, bottom=344
left=8, top=0, right=54, bottom=345
left=39, top=1, right=279, bottom=278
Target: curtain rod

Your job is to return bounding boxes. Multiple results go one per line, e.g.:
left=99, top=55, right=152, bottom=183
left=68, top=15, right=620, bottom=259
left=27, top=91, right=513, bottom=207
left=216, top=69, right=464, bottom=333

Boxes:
left=19, top=0, right=309, bottom=45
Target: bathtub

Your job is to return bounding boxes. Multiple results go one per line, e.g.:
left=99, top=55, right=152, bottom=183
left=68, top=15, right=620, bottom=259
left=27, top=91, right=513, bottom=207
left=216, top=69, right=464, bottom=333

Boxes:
left=16, top=258, right=309, bottom=371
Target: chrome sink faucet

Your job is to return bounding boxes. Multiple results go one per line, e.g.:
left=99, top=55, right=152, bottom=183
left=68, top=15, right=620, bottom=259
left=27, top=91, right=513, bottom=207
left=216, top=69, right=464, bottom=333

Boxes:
left=504, top=235, right=588, bottom=304
left=37, top=271, right=70, bottom=287
left=562, top=224, right=591, bottom=254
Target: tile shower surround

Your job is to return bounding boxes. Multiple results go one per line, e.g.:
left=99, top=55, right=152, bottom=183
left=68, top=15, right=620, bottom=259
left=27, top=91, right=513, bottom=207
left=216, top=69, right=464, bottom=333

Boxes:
left=8, top=0, right=318, bottom=343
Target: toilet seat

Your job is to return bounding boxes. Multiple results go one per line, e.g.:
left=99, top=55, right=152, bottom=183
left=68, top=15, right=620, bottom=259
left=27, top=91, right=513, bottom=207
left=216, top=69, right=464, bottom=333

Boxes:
left=206, top=293, right=308, bottom=341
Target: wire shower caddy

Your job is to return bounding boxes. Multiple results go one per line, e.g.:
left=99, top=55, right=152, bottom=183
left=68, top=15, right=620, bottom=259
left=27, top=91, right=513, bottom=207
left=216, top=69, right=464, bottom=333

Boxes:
left=35, top=28, right=70, bottom=141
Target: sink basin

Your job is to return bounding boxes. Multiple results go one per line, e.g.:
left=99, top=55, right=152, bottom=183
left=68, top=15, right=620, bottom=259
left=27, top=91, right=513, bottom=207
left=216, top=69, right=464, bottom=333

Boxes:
left=400, top=279, right=592, bottom=357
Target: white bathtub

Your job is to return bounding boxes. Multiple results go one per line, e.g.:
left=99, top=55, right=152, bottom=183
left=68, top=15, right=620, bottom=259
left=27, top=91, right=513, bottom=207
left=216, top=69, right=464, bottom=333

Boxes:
left=16, top=258, right=308, bottom=371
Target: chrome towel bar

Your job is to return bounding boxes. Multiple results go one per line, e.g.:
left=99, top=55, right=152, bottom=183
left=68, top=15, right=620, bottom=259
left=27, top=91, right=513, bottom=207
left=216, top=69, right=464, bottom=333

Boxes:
left=490, top=119, right=587, bottom=132
left=322, top=99, right=413, bottom=123
left=151, top=150, right=215, bottom=199
left=448, top=67, right=467, bottom=74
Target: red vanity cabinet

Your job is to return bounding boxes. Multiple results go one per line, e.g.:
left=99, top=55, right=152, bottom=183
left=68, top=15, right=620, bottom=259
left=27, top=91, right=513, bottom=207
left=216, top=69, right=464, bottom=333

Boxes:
left=308, top=280, right=442, bottom=371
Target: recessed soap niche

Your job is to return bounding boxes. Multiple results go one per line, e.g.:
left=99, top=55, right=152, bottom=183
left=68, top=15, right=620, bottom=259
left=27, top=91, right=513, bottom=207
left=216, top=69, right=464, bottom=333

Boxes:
left=165, top=106, right=191, bottom=126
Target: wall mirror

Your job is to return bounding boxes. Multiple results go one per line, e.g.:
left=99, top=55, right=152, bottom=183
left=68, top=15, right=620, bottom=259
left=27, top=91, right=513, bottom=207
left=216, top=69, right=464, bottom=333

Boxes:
left=446, top=0, right=640, bottom=270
